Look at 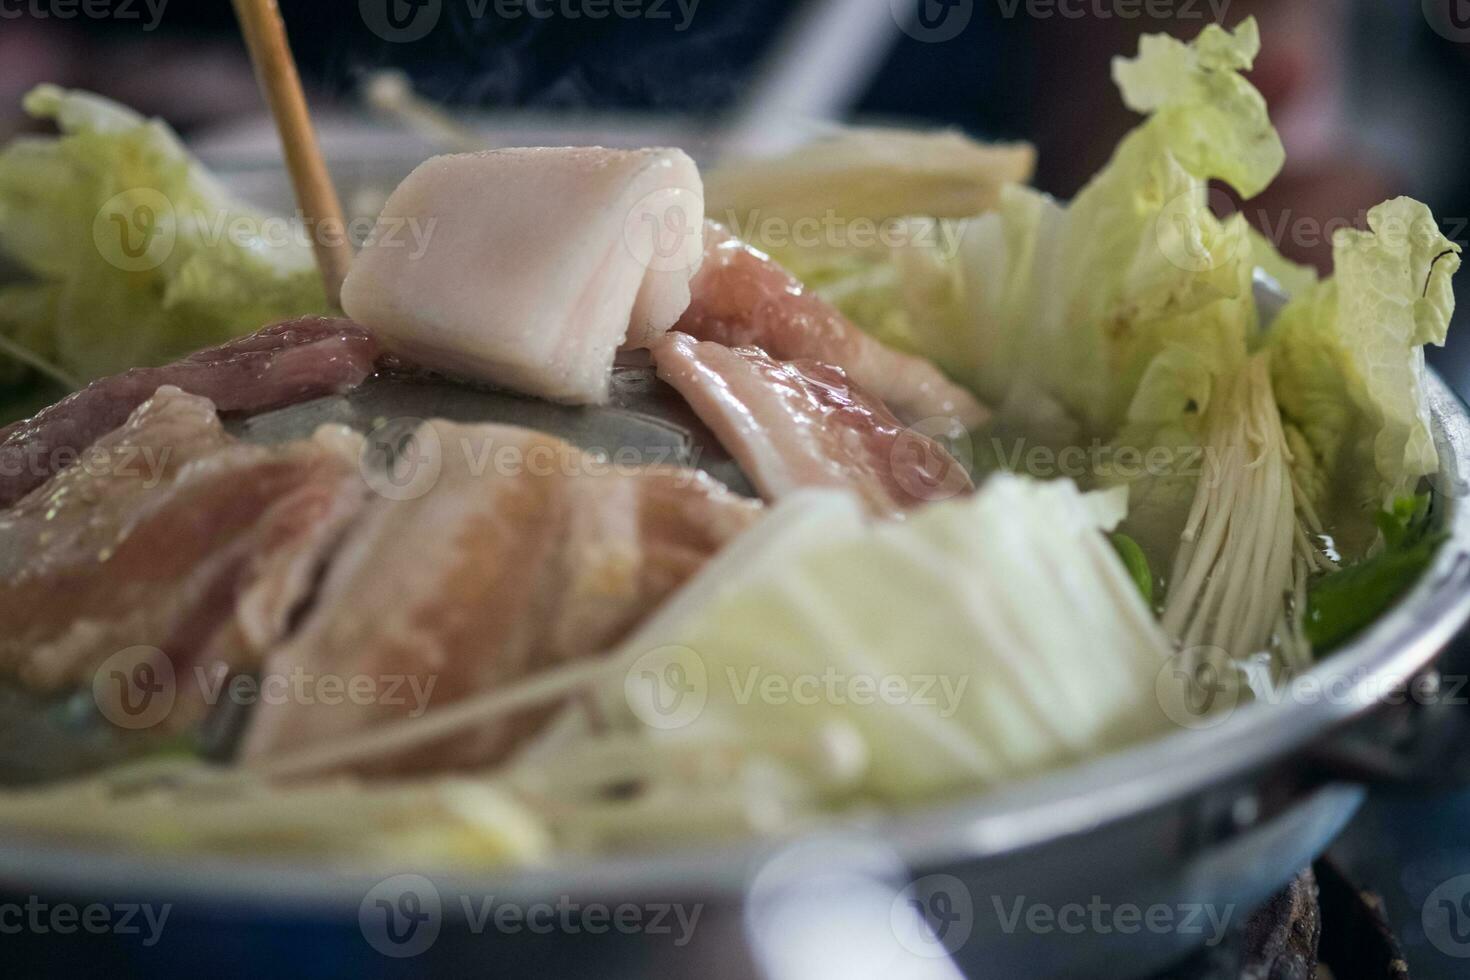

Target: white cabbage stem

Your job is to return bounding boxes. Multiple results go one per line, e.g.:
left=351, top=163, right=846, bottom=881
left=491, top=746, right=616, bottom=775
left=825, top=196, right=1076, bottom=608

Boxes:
left=1163, top=353, right=1305, bottom=659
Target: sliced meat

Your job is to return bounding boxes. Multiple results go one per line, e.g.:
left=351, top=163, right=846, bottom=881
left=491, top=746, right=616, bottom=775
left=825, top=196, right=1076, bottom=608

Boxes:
left=0, top=317, right=379, bottom=507
left=0, top=386, right=370, bottom=731
left=341, top=147, right=705, bottom=405
left=651, top=332, right=972, bottom=518
left=675, top=222, right=988, bottom=429
left=240, top=421, right=761, bottom=775
left=0, top=386, right=232, bottom=583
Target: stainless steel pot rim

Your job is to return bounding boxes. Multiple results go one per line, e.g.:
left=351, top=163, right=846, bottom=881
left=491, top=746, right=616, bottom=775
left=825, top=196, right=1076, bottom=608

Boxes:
left=4, top=377, right=1468, bottom=912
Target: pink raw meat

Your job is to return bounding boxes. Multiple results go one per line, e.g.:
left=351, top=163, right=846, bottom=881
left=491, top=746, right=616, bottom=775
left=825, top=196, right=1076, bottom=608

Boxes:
left=652, top=332, right=972, bottom=518
left=0, top=386, right=370, bottom=731
left=675, top=222, right=988, bottom=429
left=0, top=317, right=380, bottom=507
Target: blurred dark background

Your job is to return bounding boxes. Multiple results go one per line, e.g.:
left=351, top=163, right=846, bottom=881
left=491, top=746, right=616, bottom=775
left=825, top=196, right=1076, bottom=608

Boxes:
left=6, top=1, right=1470, bottom=276
left=23, top=0, right=1448, bottom=378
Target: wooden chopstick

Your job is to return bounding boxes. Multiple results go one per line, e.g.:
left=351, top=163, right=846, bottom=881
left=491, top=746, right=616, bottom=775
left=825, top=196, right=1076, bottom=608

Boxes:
left=231, top=0, right=354, bottom=309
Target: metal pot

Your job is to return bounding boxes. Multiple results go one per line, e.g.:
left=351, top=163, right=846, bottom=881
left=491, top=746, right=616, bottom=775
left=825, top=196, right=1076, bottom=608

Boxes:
left=1, top=379, right=1467, bottom=980
left=3, top=150, right=1469, bottom=978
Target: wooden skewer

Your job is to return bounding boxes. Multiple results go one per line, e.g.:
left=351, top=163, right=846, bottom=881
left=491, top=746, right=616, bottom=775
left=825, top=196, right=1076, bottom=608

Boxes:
left=231, top=0, right=353, bottom=309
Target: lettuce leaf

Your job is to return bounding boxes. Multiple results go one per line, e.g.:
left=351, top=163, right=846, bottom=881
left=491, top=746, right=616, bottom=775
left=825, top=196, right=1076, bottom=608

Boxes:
left=1268, top=197, right=1460, bottom=553
left=706, top=126, right=1036, bottom=229
left=0, top=85, right=328, bottom=409
left=766, top=19, right=1281, bottom=440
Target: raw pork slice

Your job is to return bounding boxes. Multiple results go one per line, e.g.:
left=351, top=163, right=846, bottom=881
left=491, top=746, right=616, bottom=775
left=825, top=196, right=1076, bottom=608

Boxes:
left=652, top=332, right=972, bottom=518
left=341, top=147, right=705, bottom=405
left=0, top=317, right=379, bottom=507
left=241, top=421, right=761, bottom=774
left=675, top=222, right=987, bottom=428
left=0, top=386, right=370, bottom=731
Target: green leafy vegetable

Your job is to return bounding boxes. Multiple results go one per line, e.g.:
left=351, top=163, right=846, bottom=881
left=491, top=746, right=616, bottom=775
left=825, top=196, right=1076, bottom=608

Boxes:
left=1111, top=533, right=1154, bottom=605
left=1305, top=494, right=1444, bottom=652
left=720, top=19, right=1458, bottom=659
left=1377, top=493, right=1433, bottom=550
left=1269, top=198, right=1461, bottom=555
left=0, top=85, right=328, bottom=419
left=758, top=19, right=1280, bottom=440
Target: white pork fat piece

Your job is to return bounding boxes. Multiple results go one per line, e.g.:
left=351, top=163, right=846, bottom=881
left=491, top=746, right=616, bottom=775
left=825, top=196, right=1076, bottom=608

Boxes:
left=341, top=147, right=705, bottom=404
